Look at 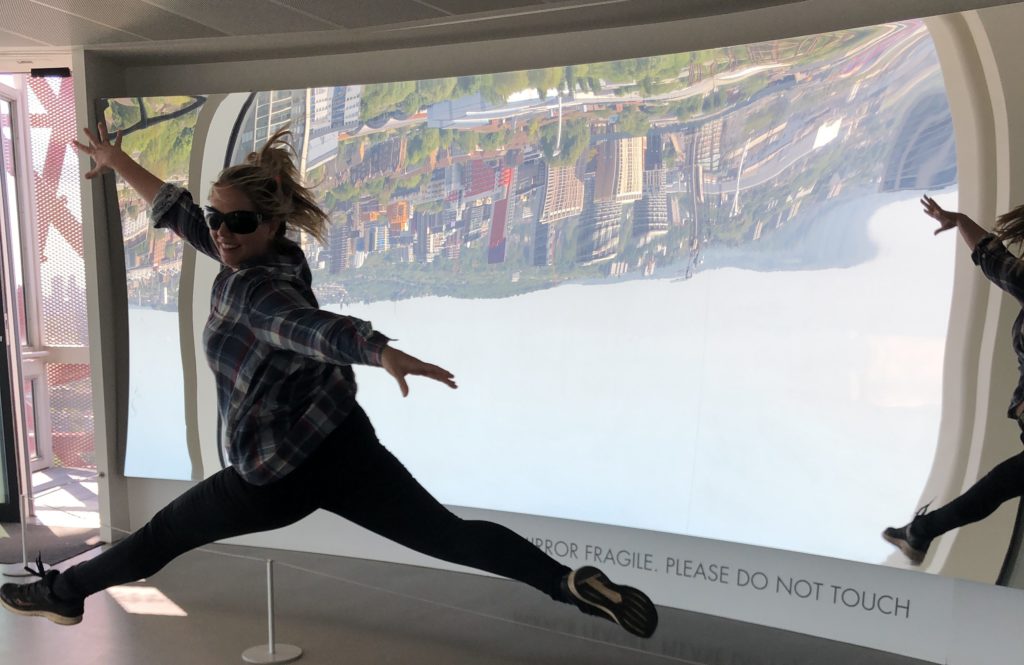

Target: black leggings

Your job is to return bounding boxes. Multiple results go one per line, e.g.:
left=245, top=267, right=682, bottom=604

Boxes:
left=55, top=405, right=570, bottom=601
left=914, top=450, right=1024, bottom=539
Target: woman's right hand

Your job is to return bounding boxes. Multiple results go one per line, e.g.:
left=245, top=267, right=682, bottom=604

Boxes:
left=921, top=194, right=965, bottom=235
left=72, top=122, right=124, bottom=179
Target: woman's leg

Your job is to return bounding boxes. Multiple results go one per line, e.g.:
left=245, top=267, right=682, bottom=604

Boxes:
left=913, top=450, right=1024, bottom=539
left=54, top=464, right=320, bottom=600
left=313, top=406, right=570, bottom=600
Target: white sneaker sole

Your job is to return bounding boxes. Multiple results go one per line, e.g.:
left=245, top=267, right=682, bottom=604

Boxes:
left=0, top=596, right=82, bottom=625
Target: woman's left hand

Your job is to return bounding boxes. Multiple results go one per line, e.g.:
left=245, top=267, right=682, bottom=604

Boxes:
left=381, top=346, right=458, bottom=397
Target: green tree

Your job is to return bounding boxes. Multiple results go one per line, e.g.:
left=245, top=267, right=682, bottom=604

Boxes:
left=407, top=128, right=441, bottom=166
left=702, top=89, right=724, bottom=113
left=105, top=99, right=141, bottom=130
left=417, top=199, right=444, bottom=214
left=400, top=93, right=423, bottom=116
left=481, top=70, right=530, bottom=104
left=455, top=76, right=480, bottom=96
left=335, top=181, right=360, bottom=203
left=616, top=108, right=650, bottom=136
left=120, top=112, right=198, bottom=180
left=527, top=67, right=564, bottom=99
left=456, top=131, right=478, bottom=153
left=527, top=117, right=542, bottom=141
left=416, top=77, right=458, bottom=106
left=539, top=119, right=590, bottom=167
left=397, top=171, right=427, bottom=192
left=479, top=128, right=511, bottom=152
left=361, top=81, right=416, bottom=120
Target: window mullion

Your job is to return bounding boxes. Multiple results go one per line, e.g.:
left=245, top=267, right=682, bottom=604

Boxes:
left=12, top=78, right=45, bottom=350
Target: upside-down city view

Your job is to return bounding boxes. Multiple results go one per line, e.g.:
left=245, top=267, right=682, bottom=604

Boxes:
left=110, top=20, right=959, bottom=567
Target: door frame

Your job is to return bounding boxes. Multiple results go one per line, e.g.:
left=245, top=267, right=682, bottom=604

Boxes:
left=0, top=92, right=24, bottom=523
left=0, top=84, right=37, bottom=522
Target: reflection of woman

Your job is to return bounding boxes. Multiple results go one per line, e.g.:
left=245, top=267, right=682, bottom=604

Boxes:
left=883, top=195, right=1024, bottom=565
left=0, top=125, right=658, bottom=638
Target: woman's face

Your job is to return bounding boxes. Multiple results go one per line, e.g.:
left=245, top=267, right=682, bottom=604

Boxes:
left=207, top=184, right=279, bottom=269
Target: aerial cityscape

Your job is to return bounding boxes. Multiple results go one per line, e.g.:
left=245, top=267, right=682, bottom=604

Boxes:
left=109, top=22, right=960, bottom=563
left=109, top=20, right=955, bottom=309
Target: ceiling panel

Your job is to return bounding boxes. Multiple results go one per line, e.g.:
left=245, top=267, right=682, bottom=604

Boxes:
left=421, top=0, right=545, bottom=13
left=0, top=27, right=49, bottom=48
left=34, top=0, right=225, bottom=40
left=0, top=0, right=1021, bottom=74
left=0, top=0, right=143, bottom=46
left=145, top=0, right=339, bottom=35
left=271, top=0, right=445, bottom=29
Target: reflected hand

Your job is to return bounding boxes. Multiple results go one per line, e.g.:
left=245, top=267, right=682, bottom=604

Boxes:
left=72, top=122, right=124, bottom=179
left=921, top=194, right=964, bottom=235
left=381, top=346, right=458, bottom=397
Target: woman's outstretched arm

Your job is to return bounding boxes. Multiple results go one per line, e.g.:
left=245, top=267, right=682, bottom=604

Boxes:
left=75, top=122, right=220, bottom=262
left=922, top=194, right=989, bottom=251
left=925, top=195, right=1024, bottom=303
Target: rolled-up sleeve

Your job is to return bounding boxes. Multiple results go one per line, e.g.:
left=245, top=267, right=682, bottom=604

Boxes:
left=246, top=274, right=389, bottom=367
left=151, top=183, right=221, bottom=263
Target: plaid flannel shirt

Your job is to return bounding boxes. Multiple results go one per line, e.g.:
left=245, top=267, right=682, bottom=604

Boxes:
left=971, top=233, right=1024, bottom=419
left=151, top=183, right=389, bottom=484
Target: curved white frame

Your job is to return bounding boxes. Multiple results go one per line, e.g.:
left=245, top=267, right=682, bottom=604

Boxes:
left=918, top=10, right=1024, bottom=580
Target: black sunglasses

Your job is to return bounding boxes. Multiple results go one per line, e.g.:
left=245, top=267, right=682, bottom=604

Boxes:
left=204, top=206, right=264, bottom=234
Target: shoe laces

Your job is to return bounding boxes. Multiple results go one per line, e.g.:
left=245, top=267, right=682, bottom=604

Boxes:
left=23, top=553, right=48, bottom=582
left=23, top=553, right=45, bottom=577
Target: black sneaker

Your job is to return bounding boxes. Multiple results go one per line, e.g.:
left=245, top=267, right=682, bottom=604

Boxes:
left=882, top=505, right=933, bottom=565
left=0, top=558, right=83, bottom=626
left=562, top=566, right=658, bottom=638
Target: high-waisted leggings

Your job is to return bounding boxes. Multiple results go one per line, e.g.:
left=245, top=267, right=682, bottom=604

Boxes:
left=54, top=404, right=570, bottom=601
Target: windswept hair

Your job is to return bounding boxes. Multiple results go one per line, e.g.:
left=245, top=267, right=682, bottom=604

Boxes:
left=215, top=127, right=329, bottom=244
left=995, top=203, right=1024, bottom=249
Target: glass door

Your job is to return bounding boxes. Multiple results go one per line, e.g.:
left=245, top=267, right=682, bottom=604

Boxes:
left=0, top=93, right=31, bottom=523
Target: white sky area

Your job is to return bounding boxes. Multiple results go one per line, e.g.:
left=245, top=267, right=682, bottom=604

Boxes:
left=126, top=189, right=958, bottom=566
left=26, top=84, right=44, bottom=114
left=39, top=220, right=84, bottom=298
left=29, top=126, right=51, bottom=152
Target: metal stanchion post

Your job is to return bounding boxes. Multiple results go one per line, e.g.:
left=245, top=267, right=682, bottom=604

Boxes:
left=242, top=559, right=302, bottom=664
left=1, top=492, right=43, bottom=578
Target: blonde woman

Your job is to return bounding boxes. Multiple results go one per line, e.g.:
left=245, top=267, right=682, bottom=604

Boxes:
left=1, top=124, right=658, bottom=639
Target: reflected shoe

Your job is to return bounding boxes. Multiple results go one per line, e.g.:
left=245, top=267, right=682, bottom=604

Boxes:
left=0, top=557, right=83, bottom=625
left=562, top=566, right=658, bottom=638
left=882, top=505, right=933, bottom=565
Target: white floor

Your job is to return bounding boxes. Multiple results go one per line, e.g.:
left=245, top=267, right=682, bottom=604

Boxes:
left=0, top=541, right=931, bottom=665
left=1, top=472, right=932, bottom=663
left=29, top=467, right=100, bottom=530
